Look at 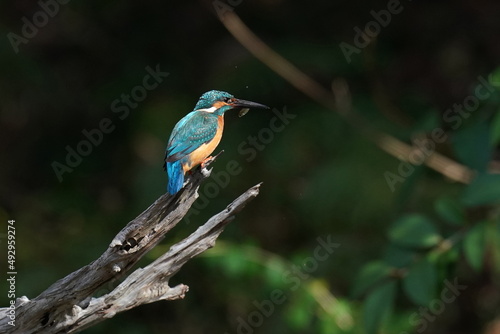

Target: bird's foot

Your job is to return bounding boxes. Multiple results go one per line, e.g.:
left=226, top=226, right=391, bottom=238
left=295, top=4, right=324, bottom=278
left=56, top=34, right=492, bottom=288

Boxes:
left=200, top=150, right=225, bottom=176
left=201, top=150, right=225, bottom=169
left=200, top=158, right=211, bottom=170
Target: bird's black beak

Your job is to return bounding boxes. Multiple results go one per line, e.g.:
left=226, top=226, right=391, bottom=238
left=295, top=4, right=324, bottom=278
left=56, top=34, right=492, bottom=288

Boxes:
left=230, top=98, right=270, bottom=109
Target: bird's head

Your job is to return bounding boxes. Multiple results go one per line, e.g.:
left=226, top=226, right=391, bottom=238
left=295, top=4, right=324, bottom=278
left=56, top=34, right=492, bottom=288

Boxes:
left=194, top=90, right=269, bottom=115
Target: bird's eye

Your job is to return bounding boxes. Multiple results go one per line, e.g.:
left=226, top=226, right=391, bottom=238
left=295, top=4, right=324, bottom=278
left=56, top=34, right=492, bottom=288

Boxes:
left=223, top=97, right=232, bottom=103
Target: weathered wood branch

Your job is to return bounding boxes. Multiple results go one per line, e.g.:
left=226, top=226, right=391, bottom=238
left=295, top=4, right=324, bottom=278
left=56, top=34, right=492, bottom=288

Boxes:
left=0, top=164, right=261, bottom=333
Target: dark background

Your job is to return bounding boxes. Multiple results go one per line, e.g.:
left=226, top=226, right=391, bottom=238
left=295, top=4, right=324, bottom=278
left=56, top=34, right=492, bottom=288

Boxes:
left=1, top=0, right=500, bottom=333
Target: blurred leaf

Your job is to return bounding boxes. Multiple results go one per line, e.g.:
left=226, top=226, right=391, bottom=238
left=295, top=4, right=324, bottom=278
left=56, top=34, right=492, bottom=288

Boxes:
left=264, top=258, right=287, bottom=288
left=363, top=280, right=396, bottom=334
left=285, top=292, right=314, bottom=330
left=462, top=173, right=500, bottom=206
left=453, top=121, right=492, bottom=172
left=463, top=222, right=486, bottom=272
left=438, top=242, right=460, bottom=266
left=383, top=244, right=415, bottom=268
left=490, top=111, right=500, bottom=146
left=402, top=258, right=437, bottom=306
left=388, top=214, right=441, bottom=248
left=352, top=261, right=392, bottom=298
left=223, top=248, right=247, bottom=277
left=490, top=67, right=500, bottom=90
left=286, top=303, right=312, bottom=330
left=434, top=196, right=465, bottom=225
left=319, top=314, right=340, bottom=334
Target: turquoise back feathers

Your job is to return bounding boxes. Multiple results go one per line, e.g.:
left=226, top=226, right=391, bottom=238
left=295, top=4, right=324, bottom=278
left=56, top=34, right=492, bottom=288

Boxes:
left=164, top=90, right=269, bottom=194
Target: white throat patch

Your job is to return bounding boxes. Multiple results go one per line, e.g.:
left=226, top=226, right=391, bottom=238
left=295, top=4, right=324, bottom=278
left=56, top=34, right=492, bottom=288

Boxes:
left=197, top=106, right=217, bottom=113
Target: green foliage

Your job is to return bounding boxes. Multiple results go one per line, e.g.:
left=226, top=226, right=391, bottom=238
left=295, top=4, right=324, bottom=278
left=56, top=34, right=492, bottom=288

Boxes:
left=402, top=258, right=437, bottom=306
left=453, top=120, right=492, bottom=172
left=223, top=246, right=248, bottom=277
left=383, top=244, right=415, bottom=268
left=3, top=3, right=500, bottom=334
left=363, top=280, right=396, bottom=334
left=463, top=222, right=487, bottom=271
left=388, top=214, right=442, bottom=248
left=352, top=261, right=392, bottom=298
left=434, top=196, right=465, bottom=226
left=319, top=315, right=341, bottom=334
left=358, top=104, right=500, bottom=332
left=462, top=173, right=500, bottom=206
left=285, top=291, right=315, bottom=331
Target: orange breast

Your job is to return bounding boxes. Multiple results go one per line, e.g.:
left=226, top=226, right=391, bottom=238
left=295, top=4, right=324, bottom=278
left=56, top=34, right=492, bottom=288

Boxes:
left=183, top=115, right=224, bottom=172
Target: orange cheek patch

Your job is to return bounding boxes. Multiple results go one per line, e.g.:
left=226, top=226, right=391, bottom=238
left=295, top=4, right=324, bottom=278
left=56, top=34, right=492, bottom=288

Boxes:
left=213, top=101, right=228, bottom=109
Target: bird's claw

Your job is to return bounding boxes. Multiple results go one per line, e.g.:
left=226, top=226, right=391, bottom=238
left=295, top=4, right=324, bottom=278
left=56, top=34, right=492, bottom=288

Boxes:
left=201, top=150, right=225, bottom=169
left=200, top=150, right=224, bottom=176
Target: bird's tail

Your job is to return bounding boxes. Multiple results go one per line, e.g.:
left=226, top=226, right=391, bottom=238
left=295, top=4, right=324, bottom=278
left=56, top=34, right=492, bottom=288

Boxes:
left=167, top=160, right=184, bottom=194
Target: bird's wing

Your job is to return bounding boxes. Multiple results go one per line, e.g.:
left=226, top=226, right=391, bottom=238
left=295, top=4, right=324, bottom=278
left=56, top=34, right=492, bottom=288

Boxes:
left=164, top=111, right=218, bottom=164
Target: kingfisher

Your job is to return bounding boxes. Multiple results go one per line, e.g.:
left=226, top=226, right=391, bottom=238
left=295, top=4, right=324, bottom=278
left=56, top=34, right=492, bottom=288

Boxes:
left=164, top=90, right=269, bottom=194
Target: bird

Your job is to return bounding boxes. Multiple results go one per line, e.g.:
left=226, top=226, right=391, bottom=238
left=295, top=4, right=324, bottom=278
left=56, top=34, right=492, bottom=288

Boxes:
left=164, top=90, right=269, bottom=194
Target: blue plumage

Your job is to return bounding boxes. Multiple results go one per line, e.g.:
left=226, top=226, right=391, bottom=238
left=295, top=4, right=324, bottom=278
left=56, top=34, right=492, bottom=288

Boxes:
left=164, top=111, right=220, bottom=195
left=164, top=90, right=269, bottom=195
left=166, top=160, right=184, bottom=195
left=166, top=111, right=219, bottom=162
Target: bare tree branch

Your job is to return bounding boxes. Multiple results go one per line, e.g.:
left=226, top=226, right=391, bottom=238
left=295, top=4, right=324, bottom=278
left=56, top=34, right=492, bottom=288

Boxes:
left=218, top=11, right=475, bottom=184
left=0, top=164, right=261, bottom=333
